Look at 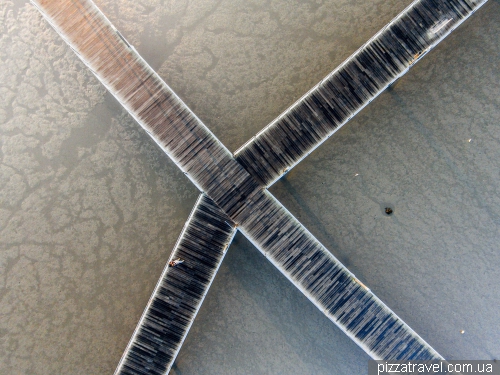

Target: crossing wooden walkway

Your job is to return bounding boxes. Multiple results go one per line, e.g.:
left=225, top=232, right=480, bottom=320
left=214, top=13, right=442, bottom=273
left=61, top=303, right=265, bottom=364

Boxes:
left=31, top=0, right=487, bottom=372
left=115, top=194, right=235, bottom=375
left=234, top=0, right=487, bottom=187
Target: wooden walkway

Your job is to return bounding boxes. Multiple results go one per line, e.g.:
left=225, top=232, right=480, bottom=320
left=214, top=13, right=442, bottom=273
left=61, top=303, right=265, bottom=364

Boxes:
left=114, top=194, right=235, bottom=375
left=31, top=0, right=262, bottom=220
left=238, top=190, right=442, bottom=360
left=234, top=0, right=487, bottom=187
left=31, top=0, right=487, bottom=372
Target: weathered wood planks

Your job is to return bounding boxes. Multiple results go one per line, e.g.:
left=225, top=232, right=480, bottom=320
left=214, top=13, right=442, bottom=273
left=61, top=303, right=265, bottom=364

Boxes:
left=115, top=194, right=235, bottom=375
left=31, top=0, right=262, bottom=220
left=238, top=190, right=443, bottom=360
left=234, top=0, right=487, bottom=187
left=31, top=0, right=487, bottom=371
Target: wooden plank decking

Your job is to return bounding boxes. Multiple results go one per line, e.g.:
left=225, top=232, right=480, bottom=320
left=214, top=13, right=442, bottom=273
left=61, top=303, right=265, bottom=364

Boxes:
left=31, top=0, right=487, bottom=371
left=238, top=190, right=443, bottom=360
left=234, top=0, right=487, bottom=187
left=115, top=194, right=236, bottom=375
left=31, top=0, right=262, bottom=220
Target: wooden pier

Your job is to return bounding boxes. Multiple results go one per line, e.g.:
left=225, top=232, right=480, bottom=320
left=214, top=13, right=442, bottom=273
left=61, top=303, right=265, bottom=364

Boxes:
left=31, top=0, right=262, bottom=221
left=115, top=194, right=236, bottom=375
left=234, top=0, right=487, bottom=187
left=238, top=190, right=442, bottom=359
left=31, top=0, right=487, bottom=372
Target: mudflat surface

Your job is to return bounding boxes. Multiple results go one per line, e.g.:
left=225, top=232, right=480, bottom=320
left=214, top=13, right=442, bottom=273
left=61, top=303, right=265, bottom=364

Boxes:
left=1, top=0, right=498, bottom=374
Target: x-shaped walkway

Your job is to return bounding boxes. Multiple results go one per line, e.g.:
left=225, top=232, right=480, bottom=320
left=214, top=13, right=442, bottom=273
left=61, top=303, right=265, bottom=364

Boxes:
left=32, top=0, right=487, bottom=373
